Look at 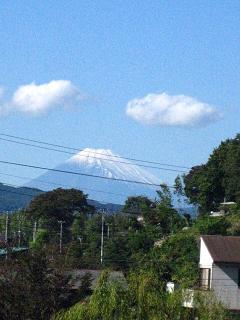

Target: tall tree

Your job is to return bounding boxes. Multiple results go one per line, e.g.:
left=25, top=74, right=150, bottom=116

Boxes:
left=0, top=250, right=72, bottom=320
left=184, top=134, right=240, bottom=212
left=27, top=188, right=95, bottom=231
left=123, top=196, right=154, bottom=215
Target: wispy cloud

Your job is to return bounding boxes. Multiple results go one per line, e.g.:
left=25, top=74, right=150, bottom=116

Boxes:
left=126, top=93, right=221, bottom=127
left=0, top=80, right=84, bottom=116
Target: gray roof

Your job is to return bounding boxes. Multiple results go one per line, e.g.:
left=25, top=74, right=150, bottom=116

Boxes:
left=202, top=235, right=240, bottom=264
left=68, top=269, right=126, bottom=290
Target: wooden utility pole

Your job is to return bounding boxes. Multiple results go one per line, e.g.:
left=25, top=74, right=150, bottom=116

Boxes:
left=5, top=212, right=8, bottom=243
left=58, top=221, right=65, bottom=254
left=5, top=212, right=9, bottom=260
left=18, top=214, right=21, bottom=247
left=100, top=210, right=105, bottom=264
left=33, top=221, right=37, bottom=243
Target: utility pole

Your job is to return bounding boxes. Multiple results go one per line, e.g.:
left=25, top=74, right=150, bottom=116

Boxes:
left=100, top=210, right=105, bottom=264
left=18, top=213, right=21, bottom=247
left=33, top=221, right=37, bottom=243
left=5, top=212, right=9, bottom=260
left=5, top=212, right=9, bottom=243
left=78, top=236, right=82, bottom=248
left=58, top=221, right=65, bottom=254
left=18, top=228, right=21, bottom=247
left=107, top=223, right=110, bottom=239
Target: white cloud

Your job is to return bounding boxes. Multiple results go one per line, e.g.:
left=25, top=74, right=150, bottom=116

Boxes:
left=11, top=80, right=82, bottom=115
left=126, top=93, right=221, bottom=127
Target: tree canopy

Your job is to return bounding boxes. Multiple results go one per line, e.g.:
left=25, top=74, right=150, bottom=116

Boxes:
left=184, top=134, right=240, bottom=212
left=27, top=188, right=95, bottom=230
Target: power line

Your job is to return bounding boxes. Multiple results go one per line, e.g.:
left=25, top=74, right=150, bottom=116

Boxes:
left=0, top=159, right=164, bottom=187
left=0, top=181, right=176, bottom=213
left=0, top=181, right=124, bottom=206
left=0, top=181, right=153, bottom=211
left=0, top=172, right=133, bottom=199
left=0, top=179, right=163, bottom=207
left=0, top=137, right=186, bottom=173
left=0, top=133, right=190, bottom=170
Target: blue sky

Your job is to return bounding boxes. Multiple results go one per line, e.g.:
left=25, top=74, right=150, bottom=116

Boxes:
left=0, top=1, right=239, bottom=194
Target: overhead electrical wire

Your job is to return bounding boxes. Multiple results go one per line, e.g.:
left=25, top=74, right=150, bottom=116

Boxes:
left=0, top=133, right=191, bottom=170
left=0, top=184, right=157, bottom=216
left=0, top=181, right=123, bottom=206
left=0, top=134, right=188, bottom=206
left=0, top=159, right=172, bottom=187
left=0, top=180, right=180, bottom=215
left=0, top=172, right=131, bottom=198
left=0, top=137, right=186, bottom=173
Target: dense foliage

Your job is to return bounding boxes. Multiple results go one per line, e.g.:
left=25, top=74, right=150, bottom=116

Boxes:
left=184, top=134, right=240, bottom=212
left=27, top=188, right=94, bottom=229
left=53, top=271, right=227, bottom=320
left=0, top=250, right=74, bottom=320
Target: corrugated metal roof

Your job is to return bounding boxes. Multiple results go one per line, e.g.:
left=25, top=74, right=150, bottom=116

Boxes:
left=202, top=235, right=240, bottom=264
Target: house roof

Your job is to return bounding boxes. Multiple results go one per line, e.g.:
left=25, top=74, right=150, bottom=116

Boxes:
left=201, top=235, right=240, bottom=264
left=67, top=269, right=126, bottom=290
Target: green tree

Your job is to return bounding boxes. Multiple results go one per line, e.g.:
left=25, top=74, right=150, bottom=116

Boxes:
left=53, top=269, right=227, bottom=320
left=143, top=231, right=199, bottom=287
left=157, top=183, right=173, bottom=208
left=0, top=250, right=72, bottom=320
left=184, top=134, right=240, bottom=212
left=27, top=188, right=94, bottom=231
left=123, top=196, right=154, bottom=215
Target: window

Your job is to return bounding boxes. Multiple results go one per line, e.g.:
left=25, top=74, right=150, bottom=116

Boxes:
left=200, top=268, right=211, bottom=290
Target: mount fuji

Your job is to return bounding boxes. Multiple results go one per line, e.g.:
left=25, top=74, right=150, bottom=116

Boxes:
left=26, top=148, right=161, bottom=204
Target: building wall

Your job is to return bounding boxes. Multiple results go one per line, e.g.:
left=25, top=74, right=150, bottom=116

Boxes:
left=199, top=238, right=213, bottom=269
left=212, top=263, right=240, bottom=310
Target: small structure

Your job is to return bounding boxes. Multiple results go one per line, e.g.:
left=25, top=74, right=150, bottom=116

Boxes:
left=210, top=201, right=236, bottom=217
left=199, top=235, right=240, bottom=311
left=166, top=281, right=179, bottom=294
left=209, top=211, right=224, bottom=217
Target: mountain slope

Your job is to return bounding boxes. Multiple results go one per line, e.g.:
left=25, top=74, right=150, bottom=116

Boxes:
left=0, top=182, right=122, bottom=212
left=26, top=148, right=161, bottom=204
left=0, top=183, right=42, bottom=211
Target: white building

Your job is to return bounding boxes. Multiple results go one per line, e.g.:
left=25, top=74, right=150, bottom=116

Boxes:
left=199, top=235, right=240, bottom=311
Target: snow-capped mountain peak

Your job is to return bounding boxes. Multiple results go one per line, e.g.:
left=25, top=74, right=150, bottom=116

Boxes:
left=26, top=148, right=161, bottom=204
left=68, top=148, right=117, bottom=165
left=67, top=148, right=160, bottom=185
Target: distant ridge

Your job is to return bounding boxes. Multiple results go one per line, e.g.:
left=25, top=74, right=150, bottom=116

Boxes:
left=0, top=183, right=42, bottom=211
left=0, top=183, right=122, bottom=212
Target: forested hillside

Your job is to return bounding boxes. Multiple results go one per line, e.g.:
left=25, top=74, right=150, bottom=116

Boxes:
left=0, top=183, right=42, bottom=211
